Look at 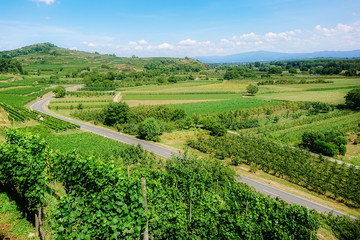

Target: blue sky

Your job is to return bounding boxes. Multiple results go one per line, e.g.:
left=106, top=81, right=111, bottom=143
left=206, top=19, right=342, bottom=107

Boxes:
left=1, top=0, right=360, bottom=57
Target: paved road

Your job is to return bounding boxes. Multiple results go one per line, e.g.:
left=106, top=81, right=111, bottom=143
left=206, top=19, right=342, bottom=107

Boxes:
left=30, top=88, right=355, bottom=218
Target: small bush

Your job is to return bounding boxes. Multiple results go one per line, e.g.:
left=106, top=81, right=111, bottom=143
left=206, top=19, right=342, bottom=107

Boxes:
left=138, top=117, right=162, bottom=141
left=313, top=140, right=336, bottom=157
left=339, top=145, right=347, bottom=156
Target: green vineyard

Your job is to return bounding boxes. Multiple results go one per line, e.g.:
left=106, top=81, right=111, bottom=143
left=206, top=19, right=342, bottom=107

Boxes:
left=0, top=102, right=79, bottom=131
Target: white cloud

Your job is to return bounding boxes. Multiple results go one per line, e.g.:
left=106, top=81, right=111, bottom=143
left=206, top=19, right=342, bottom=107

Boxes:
left=128, top=41, right=137, bottom=45
left=82, top=41, right=97, bottom=47
left=69, top=47, right=77, bottom=50
left=32, top=0, right=55, bottom=5
left=135, top=46, right=143, bottom=50
left=157, top=43, right=174, bottom=49
left=336, top=24, right=353, bottom=33
left=138, top=40, right=148, bottom=45
left=178, top=38, right=197, bottom=45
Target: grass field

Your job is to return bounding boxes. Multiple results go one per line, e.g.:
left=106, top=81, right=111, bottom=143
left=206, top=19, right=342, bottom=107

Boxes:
left=48, top=94, right=115, bottom=111
left=121, top=80, right=247, bottom=94
left=122, top=93, right=242, bottom=100
left=0, top=191, right=36, bottom=239
left=20, top=126, right=128, bottom=162
left=171, top=97, right=282, bottom=115
left=269, top=111, right=360, bottom=144
left=258, top=78, right=360, bottom=104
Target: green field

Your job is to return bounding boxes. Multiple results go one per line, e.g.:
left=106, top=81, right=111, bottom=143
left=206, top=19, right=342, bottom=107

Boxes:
left=122, top=93, right=242, bottom=100
left=20, top=126, right=128, bottom=161
left=172, top=98, right=283, bottom=115
left=258, top=78, right=360, bottom=104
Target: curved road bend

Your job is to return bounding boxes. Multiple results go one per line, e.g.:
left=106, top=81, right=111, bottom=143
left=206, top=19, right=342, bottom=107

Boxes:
left=31, top=88, right=355, bottom=218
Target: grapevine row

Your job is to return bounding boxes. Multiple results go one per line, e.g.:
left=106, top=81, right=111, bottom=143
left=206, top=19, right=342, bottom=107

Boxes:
left=188, top=133, right=360, bottom=207
left=0, top=131, right=320, bottom=239
left=0, top=102, right=79, bottom=131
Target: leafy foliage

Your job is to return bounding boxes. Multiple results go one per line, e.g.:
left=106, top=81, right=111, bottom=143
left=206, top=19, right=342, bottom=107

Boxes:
left=345, top=88, right=360, bottom=109
left=0, top=58, right=23, bottom=73
left=301, top=130, right=347, bottom=156
left=188, top=133, right=360, bottom=207
left=246, top=84, right=259, bottom=95
left=320, top=213, right=360, bottom=240
left=1, top=131, right=320, bottom=239
left=0, top=129, right=48, bottom=210
left=53, top=86, right=66, bottom=98
left=103, top=102, right=130, bottom=126
left=137, top=117, right=162, bottom=141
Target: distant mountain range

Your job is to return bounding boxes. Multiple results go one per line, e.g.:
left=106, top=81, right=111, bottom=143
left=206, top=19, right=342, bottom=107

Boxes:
left=195, top=50, right=360, bottom=63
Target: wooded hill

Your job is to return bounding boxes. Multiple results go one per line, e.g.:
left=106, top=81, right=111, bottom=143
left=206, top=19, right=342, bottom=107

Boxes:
left=0, top=43, right=210, bottom=75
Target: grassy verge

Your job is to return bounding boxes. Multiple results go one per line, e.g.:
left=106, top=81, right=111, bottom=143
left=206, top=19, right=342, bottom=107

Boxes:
left=0, top=191, right=36, bottom=239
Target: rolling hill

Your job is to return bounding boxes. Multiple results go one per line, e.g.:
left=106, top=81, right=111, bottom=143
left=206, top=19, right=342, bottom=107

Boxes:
left=196, top=50, right=360, bottom=63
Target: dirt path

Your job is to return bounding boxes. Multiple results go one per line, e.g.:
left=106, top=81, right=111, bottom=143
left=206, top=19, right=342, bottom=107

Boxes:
left=113, top=92, right=122, bottom=102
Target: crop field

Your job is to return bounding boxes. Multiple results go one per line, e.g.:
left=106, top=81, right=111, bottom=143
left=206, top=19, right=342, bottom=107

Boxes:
left=121, top=80, right=246, bottom=94
left=257, top=78, right=360, bottom=104
left=48, top=94, right=115, bottom=112
left=172, top=97, right=283, bottom=115
left=268, top=111, right=360, bottom=144
left=20, top=125, right=129, bottom=164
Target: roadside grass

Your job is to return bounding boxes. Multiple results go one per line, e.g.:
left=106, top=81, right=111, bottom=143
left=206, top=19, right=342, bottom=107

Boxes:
left=343, top=133, right=360, bottom=166
left=0, top=191, right=36, bottom=239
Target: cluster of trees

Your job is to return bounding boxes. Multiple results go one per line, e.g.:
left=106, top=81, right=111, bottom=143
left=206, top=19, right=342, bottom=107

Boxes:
left=0, top=58, right=23, bottom=73
left=345, top=89, right=360, bottom=109
left=0, top=42, right=56, bottom=58
left=1, top=130, right=320, bottom=239
left=143, top=58, right=206, bottom=73
left=268, top=59, right=360, bottom=74
left=223, top=66, right=256, bottom=79
left=301, top=130, right=347, bottom=156
left=221, top=59, right=360, bottom=78
left=188, top=133, right=360, bottom=207
left=72, top=102, right=190, bottom=141
left=258, top=79, right=333, bottom=85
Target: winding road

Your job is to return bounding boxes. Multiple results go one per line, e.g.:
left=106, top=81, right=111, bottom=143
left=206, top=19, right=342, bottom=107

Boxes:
left=30, top=86, right=355, bottom=218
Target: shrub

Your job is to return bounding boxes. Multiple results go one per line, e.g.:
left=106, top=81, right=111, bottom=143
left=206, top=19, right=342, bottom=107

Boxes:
left=138, top=117, right=162, bottom=141
left=246, top=84, right=259, bottom=95
left=103, top=102, right=130, bottom=126
left=313, top=140, right=336, bottom=157
left=339, top=145, right=347, bottom=156
left=345, top=89, right=360, bottom=109
left=200, top=116, right=227, bottom=136
left=53, top=85, right=66, bottom=98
